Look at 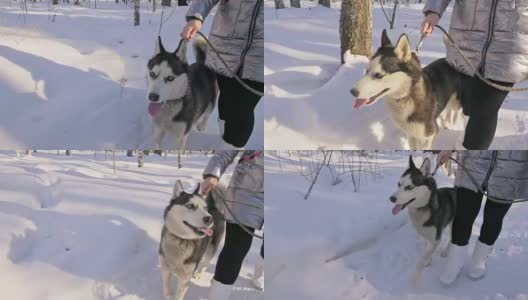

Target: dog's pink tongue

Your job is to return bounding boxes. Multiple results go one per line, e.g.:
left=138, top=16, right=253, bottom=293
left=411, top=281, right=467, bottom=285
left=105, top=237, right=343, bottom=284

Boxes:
left=392, top=204, right=403, bottom=215
left=354, top=98, right=367, bottom=110
left=200, top=227, right=213, bottom=237
left=148, top=102, right=163, bottom=117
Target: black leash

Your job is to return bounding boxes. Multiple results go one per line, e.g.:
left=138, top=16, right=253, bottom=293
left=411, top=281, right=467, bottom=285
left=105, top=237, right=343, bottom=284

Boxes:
left=433, top=156, right=528, bottom=204
left=210, top=187, right=264, bottom=240
left=193, top=31, right=264, bottom=97
left=415, top=25, right=528, bottom=92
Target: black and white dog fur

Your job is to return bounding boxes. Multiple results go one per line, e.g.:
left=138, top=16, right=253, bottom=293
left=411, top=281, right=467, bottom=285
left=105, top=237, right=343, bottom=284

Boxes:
left=159, top=180, right=225, bottom=300
left=147, top=37, right=218, bottom=150
left=351, top=30, right=462, bottom=150
left=390, top=156, right=456, bottom=286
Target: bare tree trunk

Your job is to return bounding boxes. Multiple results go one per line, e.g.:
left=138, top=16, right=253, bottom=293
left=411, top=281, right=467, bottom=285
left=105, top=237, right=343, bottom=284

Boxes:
left=127, top=150, right=134, bottom=157
left=152, top=0, right=156, bottom=12
left=290, top=0, right=300, bottom=8
left=52, top=0, right=58, bottom=4
left=134, top=0, right=140, bottom=26
left=66, top=150, right=71, bottom=156
left=177, top=0, right=187, bottom=5
left=390, top=0, right=399, bottom=29
left=274, top=0, right=285, bottom=9
left=112, top=151, right=116, bottom=174
left=16, top=150, right=21, bottom=158
left=339, top=0, right=372, bottom=64
left=25, top=150, right=32, bottom=156
left=162, top=0, right=170, bottom=6
left=319, top=0, right=331, bottom=8
left=178, top=150, right=183, bottom=169
left=138, top=151, right=144, bottom=167
left=74, top=0, right=80, bottom=5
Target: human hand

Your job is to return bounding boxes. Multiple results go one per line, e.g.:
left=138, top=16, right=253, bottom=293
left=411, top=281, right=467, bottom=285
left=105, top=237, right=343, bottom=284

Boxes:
left=201, top=176, right=219, bottom=195
left=421, top=13, right=440, bottom=37
left=436, top=150, right=454, bottom=167
left=181, top=19, right=202, bottom=41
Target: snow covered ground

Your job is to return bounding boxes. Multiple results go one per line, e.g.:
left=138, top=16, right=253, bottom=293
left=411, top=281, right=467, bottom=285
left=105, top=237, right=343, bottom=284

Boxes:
left=0, top=151, right=263, bottom=300
left=0, top=1, right=263, bottom=149
left=265, top=151, right=528, bottom=299
left=264, top=1, right=528, bottom=149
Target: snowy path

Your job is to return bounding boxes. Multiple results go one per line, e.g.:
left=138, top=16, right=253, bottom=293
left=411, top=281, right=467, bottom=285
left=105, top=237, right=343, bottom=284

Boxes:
left=0, top=1, right=263, bottom=149
left=265, top=152, right=528, bottom=299
left=264, top=2, right=528, bottom=149
left=0, top=151, right=263, bottom=300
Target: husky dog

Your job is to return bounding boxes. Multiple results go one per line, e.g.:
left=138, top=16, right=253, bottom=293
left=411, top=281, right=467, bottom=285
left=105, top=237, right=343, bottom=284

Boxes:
left=159, top=180, right=225, bottom=300
left=351, top=30, right=462, bottom=150
left=390, top=156, right=456, bottom=286
left=147, top=37, right=218, bottom=150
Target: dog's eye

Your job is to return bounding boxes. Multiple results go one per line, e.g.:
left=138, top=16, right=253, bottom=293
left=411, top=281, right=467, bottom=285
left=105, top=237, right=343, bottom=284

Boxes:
left=373, top=73, right=384, bottom=79
left=166, top=76, right=175, bottom=82
left=405, top=186, right=414, bottom=191
left=185, top=204, right=195, bottom=210
left=149, top=72, right=156, bottom=78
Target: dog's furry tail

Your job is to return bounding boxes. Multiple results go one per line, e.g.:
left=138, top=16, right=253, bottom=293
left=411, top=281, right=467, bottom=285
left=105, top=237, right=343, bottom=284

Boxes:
left=193, top=36, right=208, bottom=64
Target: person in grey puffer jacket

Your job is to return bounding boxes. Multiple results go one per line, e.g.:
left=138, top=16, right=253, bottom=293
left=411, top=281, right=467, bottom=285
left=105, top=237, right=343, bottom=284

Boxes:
left=422, top=0, right=528, bottom=149
left=201, top=150, right=264, bottom=299
left=436, top=150, right=528, bottom=285
left=181, top=0, right=264, bottom=148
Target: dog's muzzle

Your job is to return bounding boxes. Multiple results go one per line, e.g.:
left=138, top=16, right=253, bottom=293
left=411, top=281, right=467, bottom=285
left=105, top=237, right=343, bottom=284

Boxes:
left=148, top=93, right=160, bottom=102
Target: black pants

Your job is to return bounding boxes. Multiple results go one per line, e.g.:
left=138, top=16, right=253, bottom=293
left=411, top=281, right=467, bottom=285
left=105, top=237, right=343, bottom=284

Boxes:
left=459, top=73, right=513, bottom=149
left=452, top=187, right=512, bottom=246
left=217, top=74, right=264, bottom=148
left=214, top=222, right=264, bottom=285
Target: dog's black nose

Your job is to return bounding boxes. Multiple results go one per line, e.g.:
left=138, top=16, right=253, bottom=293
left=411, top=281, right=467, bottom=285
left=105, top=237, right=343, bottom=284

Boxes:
left=203, top=216, right=212, bottom=225
left=350, top=88, right=359, bottom=97
left=148, top=93, right=160, bottom=102
left=389, top=196, right=397, bottom=203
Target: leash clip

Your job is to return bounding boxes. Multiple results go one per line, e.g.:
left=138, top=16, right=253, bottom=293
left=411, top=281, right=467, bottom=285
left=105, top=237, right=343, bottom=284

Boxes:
left=415, top=35, right=425, bottom=53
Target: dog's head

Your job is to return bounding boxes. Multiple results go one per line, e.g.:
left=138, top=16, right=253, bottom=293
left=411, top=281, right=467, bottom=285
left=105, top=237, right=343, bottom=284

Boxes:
left=351, top=29, right=421, bottom=109
left=389, top=155, right=433, bottom=215
left=164, top=180, right=214, bottom=239
left=146, top=37, right=189, bottom=117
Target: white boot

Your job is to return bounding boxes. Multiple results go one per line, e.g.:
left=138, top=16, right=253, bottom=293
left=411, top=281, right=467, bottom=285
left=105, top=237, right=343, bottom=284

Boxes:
left=208, top=279, right=232, bottom=300
left=251, top=256, right=264, bottom=291
left=440, top=243, right=467, bottom=286
left=467, top=240, right=493, bottom=280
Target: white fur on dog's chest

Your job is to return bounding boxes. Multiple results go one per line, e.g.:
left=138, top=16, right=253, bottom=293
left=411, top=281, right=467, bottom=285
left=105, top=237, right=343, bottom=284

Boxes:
left=160, top=235, right=197, bottom=278
left=153, top=100, right=185, bottom=128
left=409, top=208, right=436, bottom=241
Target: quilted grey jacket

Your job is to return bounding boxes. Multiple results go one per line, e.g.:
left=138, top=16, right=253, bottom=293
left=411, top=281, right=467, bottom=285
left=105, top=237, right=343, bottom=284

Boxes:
left=424, top=0, right=528, bottom=83
left=203, top=150, right=264, bottom=230
left=455, top=150, right=528, bottom=201
left=186, top=0, right=264, bottom=83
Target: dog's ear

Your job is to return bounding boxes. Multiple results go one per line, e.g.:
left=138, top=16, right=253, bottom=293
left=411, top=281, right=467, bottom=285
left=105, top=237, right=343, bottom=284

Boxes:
left=193, top=183, right=201, bottom=195
left=394, top=34, right=412, bottom=62
left=409, top=155, right=416, bottom=170
left=420, top=158, right=431, bottom=177
left=155, top=36, right=166, bottom=55
left=173, top=180, right=184, bottom=198
left=174, top=39, right=188, bottom=63
left=381, top=29, right=392, bottom=48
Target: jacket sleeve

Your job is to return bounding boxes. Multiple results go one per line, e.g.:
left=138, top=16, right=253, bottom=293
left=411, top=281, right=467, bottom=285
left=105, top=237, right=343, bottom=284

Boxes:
left=186, top=0, right=220, bottom=22
left=203, top=150, right=241, bottom=179
left=423, top=0, right=451, bottom=17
